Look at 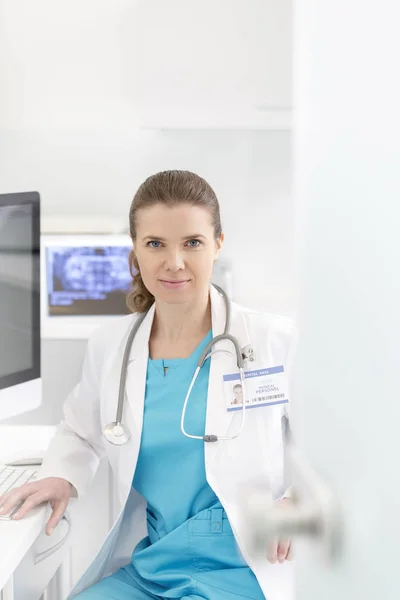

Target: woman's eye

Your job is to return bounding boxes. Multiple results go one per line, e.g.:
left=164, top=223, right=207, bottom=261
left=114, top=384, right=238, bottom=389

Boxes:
left=148, top=241, right=161, bottom=248
left=186, top=239, right=201, bottom=248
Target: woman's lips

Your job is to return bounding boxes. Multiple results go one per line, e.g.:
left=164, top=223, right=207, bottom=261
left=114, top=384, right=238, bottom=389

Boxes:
left=159, top=280, right=189, bottom=289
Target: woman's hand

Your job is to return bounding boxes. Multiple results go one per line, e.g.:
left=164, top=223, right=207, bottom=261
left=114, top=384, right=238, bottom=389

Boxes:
left=267, top=497, right=293, bottom=564
left=0, top=477, right=73, bottom=535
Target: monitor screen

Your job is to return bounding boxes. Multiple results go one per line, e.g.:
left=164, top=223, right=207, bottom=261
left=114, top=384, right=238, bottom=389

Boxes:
left=46, top=243, right=133, bottom=316
left=0, top=192, right=40, bottom=391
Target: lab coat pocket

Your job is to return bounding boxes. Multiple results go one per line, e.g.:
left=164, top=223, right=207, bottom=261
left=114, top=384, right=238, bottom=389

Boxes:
left=211, top=404, right=285, bottom=505
left=257, top=403, right=286, bottom=497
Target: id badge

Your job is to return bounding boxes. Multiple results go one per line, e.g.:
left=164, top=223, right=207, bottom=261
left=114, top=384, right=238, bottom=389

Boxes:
left=224, top=366, right=289, bottom=412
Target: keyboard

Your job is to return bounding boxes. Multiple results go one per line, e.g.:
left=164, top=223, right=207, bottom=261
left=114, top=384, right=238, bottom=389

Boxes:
left=0, top=465, right=38, bottom=520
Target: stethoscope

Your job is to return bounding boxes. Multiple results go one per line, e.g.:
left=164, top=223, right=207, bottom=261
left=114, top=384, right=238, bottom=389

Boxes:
left=103, top=285, right=250, bottom=446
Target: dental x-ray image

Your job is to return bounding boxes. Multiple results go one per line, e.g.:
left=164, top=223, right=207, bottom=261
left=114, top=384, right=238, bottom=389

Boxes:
left=46, top=245, right=134, bottom=316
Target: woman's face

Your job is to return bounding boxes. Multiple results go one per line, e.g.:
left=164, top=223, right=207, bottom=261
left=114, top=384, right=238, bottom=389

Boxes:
left=134, top=203, right=223, bottom=306
left=233, top=385, right=243, bottom=404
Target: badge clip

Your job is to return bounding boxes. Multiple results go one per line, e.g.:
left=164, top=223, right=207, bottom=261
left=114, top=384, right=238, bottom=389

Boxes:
left=241, top=345, right=255, bottom=364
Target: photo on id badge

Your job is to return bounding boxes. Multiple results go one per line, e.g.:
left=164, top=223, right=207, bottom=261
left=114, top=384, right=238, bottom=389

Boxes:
left=232, top=383, right=243, bottom=406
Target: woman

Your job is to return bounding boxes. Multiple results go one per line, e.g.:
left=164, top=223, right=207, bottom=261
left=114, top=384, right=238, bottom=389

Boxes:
left=232, top=383, right=244, bottom=406
left=0, top=171, right=296, bottom=600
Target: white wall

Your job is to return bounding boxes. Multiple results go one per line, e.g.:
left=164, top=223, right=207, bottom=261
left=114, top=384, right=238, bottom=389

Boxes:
left=0, top=0, right=294, bottom=316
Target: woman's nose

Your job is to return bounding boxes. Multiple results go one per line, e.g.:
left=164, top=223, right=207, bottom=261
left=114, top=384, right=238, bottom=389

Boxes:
left=165, top=250, right=184, bottom=271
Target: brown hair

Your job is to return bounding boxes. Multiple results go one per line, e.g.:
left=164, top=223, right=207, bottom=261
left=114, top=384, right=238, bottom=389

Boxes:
left=126, top=170, right=222, bottom=313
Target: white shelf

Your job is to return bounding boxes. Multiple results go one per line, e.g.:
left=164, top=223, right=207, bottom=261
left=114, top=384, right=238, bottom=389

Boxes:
left=138, top=107, right=292, bottom=131
left=41, top=318, right=114, bottom=340
left=41, top=216, right=127, bottom=235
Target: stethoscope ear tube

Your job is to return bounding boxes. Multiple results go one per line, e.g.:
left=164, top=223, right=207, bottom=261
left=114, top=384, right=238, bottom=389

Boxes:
left=115, top=311, right=148, bottom=423
left=197, top=333, right=244, bottom=370
left=104, top=309, right=148, bottom=445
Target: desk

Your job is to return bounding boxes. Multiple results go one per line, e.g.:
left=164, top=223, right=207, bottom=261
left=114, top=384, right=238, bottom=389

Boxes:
left=0, top=426, right=72, bottom=600
left=0, top=502, right=72, bottom=600
left=0, top=424, right=111, bottom=600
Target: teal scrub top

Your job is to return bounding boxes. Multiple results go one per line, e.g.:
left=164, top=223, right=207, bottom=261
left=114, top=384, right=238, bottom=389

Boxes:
left=132, top=330, right=218, bottom=539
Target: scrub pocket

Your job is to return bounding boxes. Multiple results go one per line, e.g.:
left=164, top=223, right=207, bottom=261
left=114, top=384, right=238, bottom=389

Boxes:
left=187, top=505, right=265, bottom=600
left=187, top=505, right=246, bottom=573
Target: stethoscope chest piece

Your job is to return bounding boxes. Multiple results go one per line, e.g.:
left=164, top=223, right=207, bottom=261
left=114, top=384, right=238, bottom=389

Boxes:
left=104, top=421, right=131, bottom=445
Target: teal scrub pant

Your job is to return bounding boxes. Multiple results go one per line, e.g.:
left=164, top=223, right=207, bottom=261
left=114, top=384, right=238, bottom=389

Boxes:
left=74, top=505, right=265, bottom=600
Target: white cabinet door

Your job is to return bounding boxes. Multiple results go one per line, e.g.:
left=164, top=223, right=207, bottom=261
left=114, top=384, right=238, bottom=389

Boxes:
left=0, top=0, right=291, bottom=129
left=130, top=0, right=292, bottom=112
left=292, top=1, right=400, bottom=599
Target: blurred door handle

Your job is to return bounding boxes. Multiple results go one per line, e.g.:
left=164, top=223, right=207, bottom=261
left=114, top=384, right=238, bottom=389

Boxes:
left=34, top=510, right=72, bottom=564
left=247, top=446, right=343, bottom=562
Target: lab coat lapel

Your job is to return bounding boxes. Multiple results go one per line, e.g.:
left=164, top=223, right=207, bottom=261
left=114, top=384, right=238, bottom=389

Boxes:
left=205, top=286, right=251, bottom=465
left=124, top=304, right=155, bottom=434
left=106, top=305, right=155, bottom=503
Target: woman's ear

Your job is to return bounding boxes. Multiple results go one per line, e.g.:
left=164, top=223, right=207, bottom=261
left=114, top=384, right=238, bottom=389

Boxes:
left=215, top=233, right=224, bottom=259
left=129, top=248, right=140, bottom=276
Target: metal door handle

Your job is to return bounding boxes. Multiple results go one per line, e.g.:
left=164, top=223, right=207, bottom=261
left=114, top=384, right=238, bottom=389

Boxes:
left=246, top=445, right=343, bottom=562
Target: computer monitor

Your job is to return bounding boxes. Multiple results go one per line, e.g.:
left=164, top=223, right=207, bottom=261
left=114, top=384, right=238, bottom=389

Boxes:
left=41, top=234, right=134, bottom=338
left=0, top=192, right=42, bottom=420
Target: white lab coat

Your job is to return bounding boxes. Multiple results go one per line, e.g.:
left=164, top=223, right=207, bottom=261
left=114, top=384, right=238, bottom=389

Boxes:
left=37, top=286, right=297, bottom=600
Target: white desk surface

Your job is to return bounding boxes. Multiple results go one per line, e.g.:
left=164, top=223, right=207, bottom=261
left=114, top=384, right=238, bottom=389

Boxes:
left=0, top=425, right=57, bottom=590
left=0, top=425, right=57, bottom=462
